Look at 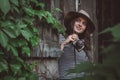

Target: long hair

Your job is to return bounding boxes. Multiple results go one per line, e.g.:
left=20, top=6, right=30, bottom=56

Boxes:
left=65, top=18, right=91, bottom=51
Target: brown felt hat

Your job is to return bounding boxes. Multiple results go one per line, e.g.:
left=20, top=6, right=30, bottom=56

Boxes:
left=64, top=10, right=95, bottom=33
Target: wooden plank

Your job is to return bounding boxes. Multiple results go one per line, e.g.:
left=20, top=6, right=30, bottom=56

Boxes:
left=27, top=59, right=59, bottom=80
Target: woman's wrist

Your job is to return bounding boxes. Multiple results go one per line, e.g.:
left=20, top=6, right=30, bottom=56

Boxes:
left=63, top=38, right=70, bottom=44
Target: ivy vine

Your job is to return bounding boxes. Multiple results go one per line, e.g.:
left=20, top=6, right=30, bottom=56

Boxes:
left=0, top=0, right=64, bottom=80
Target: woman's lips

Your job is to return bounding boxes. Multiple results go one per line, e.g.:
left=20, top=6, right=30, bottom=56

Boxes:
left=76, top=26, right=81, bottom=31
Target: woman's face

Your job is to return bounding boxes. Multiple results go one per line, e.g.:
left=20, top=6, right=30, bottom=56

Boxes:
left=73, top=17, right=87, bottom=34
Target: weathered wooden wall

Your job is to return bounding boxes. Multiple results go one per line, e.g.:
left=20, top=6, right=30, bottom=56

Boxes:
left=97, top=0, right=120, bottom=63
left=27, top=59, right=59, bottom=80
left=29, top=0, right=98, bottom=80
left=29, top=0, right=62, bottom=79
left=30, top=25, right=62, bottom=79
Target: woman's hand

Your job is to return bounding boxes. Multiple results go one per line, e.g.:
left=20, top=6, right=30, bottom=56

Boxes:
left=60, top=34, right=78, bottom=50
left=69, top=34, right=79, bottom=42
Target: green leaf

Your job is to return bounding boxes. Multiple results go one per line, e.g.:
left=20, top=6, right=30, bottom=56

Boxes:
left=68, top=62, right=94, bottom=74
left=0, top=30, right=8, bottom=47
left=46, top=16, right=54, bottom=23
left=17, top=22, right=27, bottom=29
left=24, top=7, right=35, bottom=16
left=32, top=27, right=39, bottom=34
left=10, top=0, right=18, bottom=6
left=0, top=59, right=8, bottom=72
left=18, top=77, right=26, bottom=80
left=111, top=24, right=120, bottom=41
left=0, top=0, right=10, bottom=15
left=3, top=28, right=17, bottom=38
left=0, top=51, right=4, bottom=54
left=23, top=16, right=34, bottom=25
left=99, top=27, right=111, bottom=35
left=44, top=11, right=54, bottom=23
left=11, top=49, right=18, bottom=56
left=10, top=63, right=22, bottom=75
left=30, top=36, right=40, bottom=46
left=26, top=73, right=38, bottom=80
left=10, top=45, right=18, bottom=56
left=20, top=0, right=26, bottom=6
left=21, top=29, right=32, bottom=41
left=13, top=6, right=19, bottom=13
left=22, top=46, right=31, bottom=56
left=3, top=76, right=14, bottom=80
left=37, top=3, right=45, bottom=9
left=36, top=10, right=45, bottom=20
left=99, top=24, right=120, bottom=41
left=1, top=20, right=13, bottom=28
left=17, top=39, right=28, bottom=46
left=51, top=8, right=62, bottom=13
left=30, top=0, right=44, bottom=9
left=29, top=61, right=38, bottom=70
left=9, top=40, right=19, bottom=47
left=16, top=57, right=24, bottom=64
left=1, top=21, right=20, bottom=37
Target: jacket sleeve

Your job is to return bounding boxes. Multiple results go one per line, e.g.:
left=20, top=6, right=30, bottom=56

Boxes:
left=59, top=34, right=65, bottom=45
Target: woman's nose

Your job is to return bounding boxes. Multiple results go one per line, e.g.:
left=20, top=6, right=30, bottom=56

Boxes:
left=78, top=22, right=82, bottom=26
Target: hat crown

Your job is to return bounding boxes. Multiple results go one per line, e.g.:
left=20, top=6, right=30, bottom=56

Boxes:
left=79, top=10, right=90, bottom=18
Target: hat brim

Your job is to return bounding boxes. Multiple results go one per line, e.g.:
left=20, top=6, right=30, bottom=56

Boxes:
left=64, top=11, right=95, bottom=33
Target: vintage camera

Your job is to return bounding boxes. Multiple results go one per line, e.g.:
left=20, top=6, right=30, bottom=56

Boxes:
left=74, top=39, right=85, bottom=52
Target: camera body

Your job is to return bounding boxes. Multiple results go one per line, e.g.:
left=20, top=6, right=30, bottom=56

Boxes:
left=74, top=39, right=85, bottom=51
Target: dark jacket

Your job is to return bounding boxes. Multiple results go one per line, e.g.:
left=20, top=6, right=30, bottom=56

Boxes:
left=58, top=34, right=88, bottom=79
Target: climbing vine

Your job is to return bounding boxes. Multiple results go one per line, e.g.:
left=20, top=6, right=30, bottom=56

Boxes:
left=0, top=0, right=64, bottom=80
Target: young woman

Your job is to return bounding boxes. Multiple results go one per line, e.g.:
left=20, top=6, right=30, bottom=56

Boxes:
left=59, top=10, right=95, bottom=79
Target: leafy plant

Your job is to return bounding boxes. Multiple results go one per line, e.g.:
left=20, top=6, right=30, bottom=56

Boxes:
left=0, top=0, right=64, bottom=80
left=67, top=23, right=120, bottom=80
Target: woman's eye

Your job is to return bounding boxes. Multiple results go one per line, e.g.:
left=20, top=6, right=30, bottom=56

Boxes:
left=83, top=22, right=87, bottom=26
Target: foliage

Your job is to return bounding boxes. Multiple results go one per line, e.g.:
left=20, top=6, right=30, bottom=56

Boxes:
left=0, top=0, right=64, bottom=80
left=67, top=23, right=120, bottom=80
